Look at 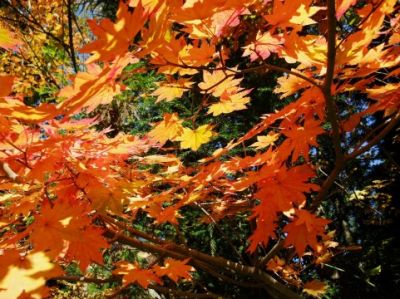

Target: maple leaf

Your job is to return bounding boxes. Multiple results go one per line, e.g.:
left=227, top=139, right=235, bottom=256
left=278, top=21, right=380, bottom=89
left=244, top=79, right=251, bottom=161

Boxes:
left=75, top=172, right=126, bottom=214
left=0, top=96, right=60, bottom=123
left=175, top=0, right=229, bottom=21
left=336, top=0, right=357, bottom=20
left=280, top=119, right=325, bottom=161
left=0, top=76, right=14, bottom=98
left=289, top=4, right=324, bottom=26
left=66, top=226, right=109, bottom=271
left=0, top=251, right=62, bottom=299
left=366, top=83, right=400, bottom=117
left=26, top=153, right=63, bottom=181
left=0, top=27, right=22, bottom=51
left=303, top=280, right=328, bottom=298
left=263, top=0, right=313, bottom=28
left=198, top=69, right=241, bottom=97
left=145, top=202, right=182, bottom=224
left=245, top=164, right=318, bottom=252
left=152, top=78, right=194, bottom=102
left=129, top=0, right=161, bottom=12
left=57, top=56, right=132, bottom=113
left=178, top=125, right=214, bottom=151
left=284, top=209, right=330, bottom=256
left=182, top=7, right=249, bottom=39
left=251, top=132, right=279, bottom=150
left=148, top=113, right=184, bottom=144
left=80, top=1, right=147, bottom=63
left=113, top=262, right=162, bottom=288
left=280, top=31, right=327, bottom=68
left=29, top=201, right=90, bottom=258
left=247, top=200, right=277, bottom=253
left=152, top=37, right=215, bottom=75
left=107, top=134, right=153, bottom=156
left=207, top=89, right=251, bottom=116
left=275, top=74, right=312, bottom=99
left=242, top=31, right=283, bottom=61
left=153, top=258, right=193, bottom=283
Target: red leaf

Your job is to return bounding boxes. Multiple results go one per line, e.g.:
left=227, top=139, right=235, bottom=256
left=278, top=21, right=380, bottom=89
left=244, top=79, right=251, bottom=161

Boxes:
left=284, top=209, right=330, bottom=256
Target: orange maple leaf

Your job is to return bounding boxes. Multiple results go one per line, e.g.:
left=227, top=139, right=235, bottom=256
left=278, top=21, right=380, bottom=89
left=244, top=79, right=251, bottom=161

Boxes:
left=29, top=201, right=90, bottom=258
left=80, top=1, right=147, bottom=63
left=264, top=0, right=318, bottom=31
left=303, top=279, right=328, bottom=297
left=0, top=76, right=14, bottom=98
left=246, top=165, right=318, bottom=252
left=57, top=55, right=132, bottom=113
left=284, top=209, right=330, bottom=256
left=113, top=262, right=162, bottom=288
left=153, top=258, right=193, bottom=283
left=66, top=226, right=109, bottom=271
left=151, top=37, right=215, bottom=75
left=0, top=96, right=59, bottom=123
left=336, top=0, right=357, bottom=20
left=280, top=119, right=325, bottom=161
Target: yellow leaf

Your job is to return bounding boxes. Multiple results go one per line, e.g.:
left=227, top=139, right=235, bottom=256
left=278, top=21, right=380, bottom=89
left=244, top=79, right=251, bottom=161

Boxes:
left=207, top=89, right=250, bottom=116
left=289, top=4, right=324, bottom=26
left=303, top=280, right=328, bottom=298
left=148, top=113, right=184, bottom=144
left=198, top=69, right=240, bottom=97
left=152, top=78, right=193, bottom=102
left=0, top=251, right=61, bottom=299
left=275, top=74, right=311, bottom=99
left=251, top=132, right=279, bottom=150
left=178, top=125, right=214, bottom=151
left=0, top=27, right=22, bottom=51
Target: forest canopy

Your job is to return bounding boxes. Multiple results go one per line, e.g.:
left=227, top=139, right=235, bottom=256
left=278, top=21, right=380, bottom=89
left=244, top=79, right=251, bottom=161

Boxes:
left=0, top=0, right=399, bottom=298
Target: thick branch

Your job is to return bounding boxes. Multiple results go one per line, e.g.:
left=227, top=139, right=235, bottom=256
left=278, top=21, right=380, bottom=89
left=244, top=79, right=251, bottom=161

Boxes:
left=324, top=0, right=343, bottom=162
left=66, top=0, right=79, bottom=73
left=312, top=0, right=344, bottom=210
left=105, top=228, right=303, bottom=299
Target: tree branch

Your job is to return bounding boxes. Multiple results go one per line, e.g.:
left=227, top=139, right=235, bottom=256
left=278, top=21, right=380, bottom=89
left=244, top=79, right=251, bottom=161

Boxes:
left=311, top=0, right=345, bottom=210
left=163, top=61, right=321, bottom=89
left=105, top=227, right=304, bottom=299
left=66, top=0, right=79, bottom=73
left=259, top=239, right=284, bottom=267
left=324, top=0, right=343, bottom=162
left=345, top=113, right=400, bottom=161
left=50, top=276, right=222, bottom=299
